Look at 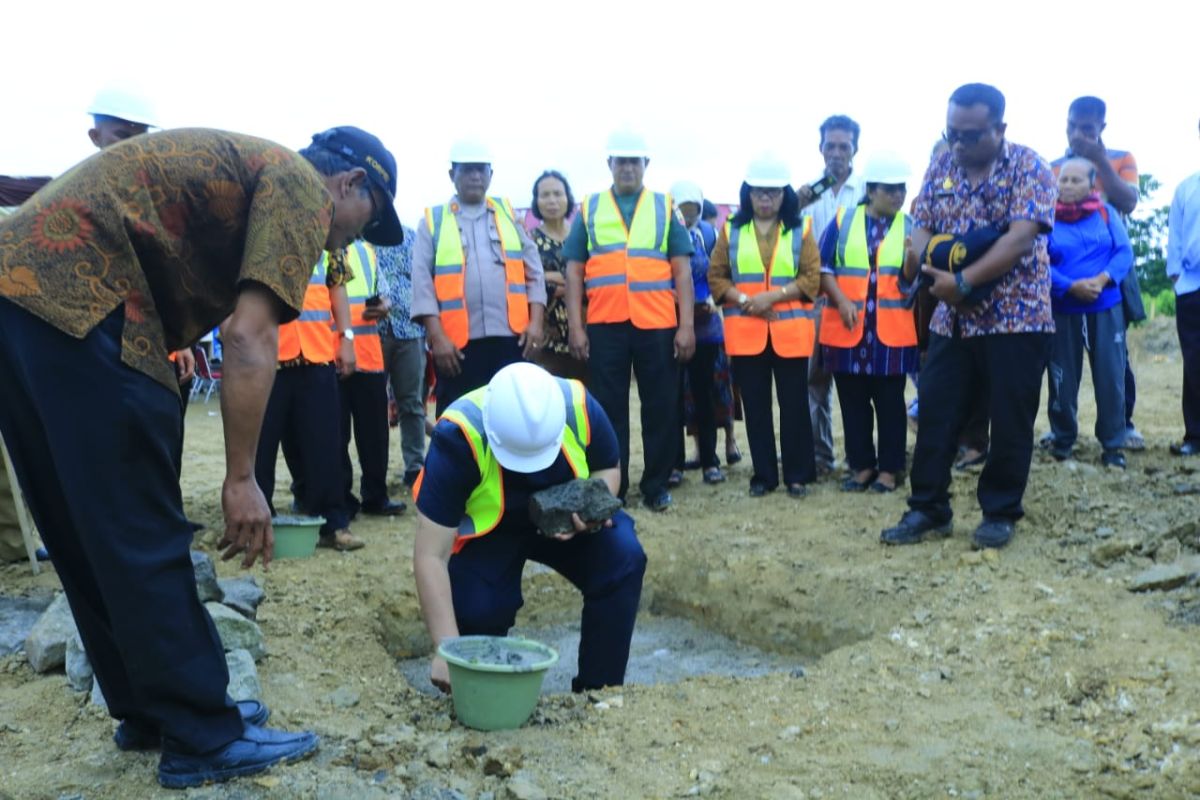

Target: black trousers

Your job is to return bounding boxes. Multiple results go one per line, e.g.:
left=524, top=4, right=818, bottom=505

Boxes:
left=339, top=371, right=390, bottom=513
left=257, top=364, right=349, bottom=536
left=1180, top=289, right=1200, bottom=443
left=833, top=372, right=907, bottom=474
left=909, top=330, right=1051, bottom=521
left=731, top=350, right=815, bottom=489
left=676, top=341, right=720, bottom=470
left=434, top=335, right=524, bottom=417
left=0, top=303, right=241, bottom=754
left=587, top=322, right=679, bottom=500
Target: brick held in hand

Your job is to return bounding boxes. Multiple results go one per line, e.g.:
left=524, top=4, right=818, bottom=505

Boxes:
left=528, top=478, right=621, bottom=536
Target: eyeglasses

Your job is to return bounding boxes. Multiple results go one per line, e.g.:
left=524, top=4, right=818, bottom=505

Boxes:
left=871, top=184, right=907, bottom=194
left=364, top=188, right=382, bottom=234
left=942, top=127, right=990, bottom=146
left=749, top=187, right=784, bottom=199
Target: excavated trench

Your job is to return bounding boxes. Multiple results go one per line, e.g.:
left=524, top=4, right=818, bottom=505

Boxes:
left=380, top=549, right=897, bottom=695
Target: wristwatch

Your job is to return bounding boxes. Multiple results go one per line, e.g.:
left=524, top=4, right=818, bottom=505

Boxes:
left=737, top=292, right=749, bottom=305
left=339, top=329, right=355, bottom=341
left=954, top=272, right=973, bottom=298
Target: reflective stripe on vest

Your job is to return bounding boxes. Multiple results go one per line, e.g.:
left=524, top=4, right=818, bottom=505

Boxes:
left=819, top=207, right=916, bottom=349
left=278, top=254, right=335, bottom=363
left=413, top=379, right=592, bottom=554
left=339, top=240, right=385, bottom=371
left=425, top=197, right=530, bottom=349
left=581, top=189, right=676, bottom=329
left=722, top=218, right=815, bottom=358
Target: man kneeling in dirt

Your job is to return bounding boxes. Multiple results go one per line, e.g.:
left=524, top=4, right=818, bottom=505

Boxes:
left=413, top=362, right=647, bottom=693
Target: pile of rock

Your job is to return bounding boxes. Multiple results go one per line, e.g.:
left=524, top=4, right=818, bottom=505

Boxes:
left=21, top=550, right=268, bottom=705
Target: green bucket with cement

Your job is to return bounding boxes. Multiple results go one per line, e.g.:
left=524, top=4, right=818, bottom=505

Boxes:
left=438, top=636, right=559, bottom=730
left=271, top=516, right=325, bottom=560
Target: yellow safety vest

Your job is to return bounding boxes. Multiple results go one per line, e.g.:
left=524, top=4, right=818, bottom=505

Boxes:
left=819, top=207, right=916, bottom=349
left=425, top=197, right=530, bottom=348
left=414, top=378, right=592, bottom=554
left=339, top=240, right=384, bottom=371
left=722, top=217, right=816, bottom=358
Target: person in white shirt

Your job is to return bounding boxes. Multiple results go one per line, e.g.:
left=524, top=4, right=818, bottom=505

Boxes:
left=797, top=115, right=864, bottom=475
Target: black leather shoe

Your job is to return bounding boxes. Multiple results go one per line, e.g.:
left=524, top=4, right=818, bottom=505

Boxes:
left=748, top=481, right=772, bottom=498
left=643, top=491, right=673, bottom=512
left=972, top=517, right=1015, bottom=550
left=880, top=510, right=952, bottom=546
left=1050, top=443, right=1073, bottom=461
left=158, top=724, right=318, bottom=789
left=1171, top=441, right=1200, bottom=456
left=1101, top=450, right=1127, bottom=469
left=116, top=700, right=271, bottom=752
left=361, top=500, right=407, bottom=516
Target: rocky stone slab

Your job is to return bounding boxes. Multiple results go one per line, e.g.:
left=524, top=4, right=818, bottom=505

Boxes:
left=65, top=630, right=93, bottom=692
left=528, top=478, right=621, bottom=536
left=192, top=550, right=224, bottom=603
left=0, top=593, right=53, bottom=657
left=1129, top=556, right=1200, bottom=592
left=24, top=593, right=78, bottom=673
left=203, top=601, right=266, bottom=660
left=217, top=576, right=265, bottom=619
left=225, top=648, right=261, bottom=701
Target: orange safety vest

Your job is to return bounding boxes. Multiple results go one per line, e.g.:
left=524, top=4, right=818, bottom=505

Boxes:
left=338, top=240, right=384, bottom=372
left=425, top=197, right=530, bottom=349
left=819, top=207, right=917, bottom=349
left=722, top=218, right=816, bottom=358
left=580, top=189, right=676, bottom=329
left=278, top=254, right=336, bottom=364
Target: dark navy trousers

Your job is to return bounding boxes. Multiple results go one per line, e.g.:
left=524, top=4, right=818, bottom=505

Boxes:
left=258, top=364, right=349, bottom=536
left=448, top=509, right=646, bottom=692
left=338, top=371, right=390, bottom=513
left=0, top=302, right=241, bottom=754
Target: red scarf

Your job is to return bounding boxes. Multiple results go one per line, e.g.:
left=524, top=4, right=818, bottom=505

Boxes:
left=1055, top=192, right=1102, bottom=223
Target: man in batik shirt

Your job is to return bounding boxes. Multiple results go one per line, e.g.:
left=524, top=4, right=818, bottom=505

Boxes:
left=0, top=125, right=403, bottom=788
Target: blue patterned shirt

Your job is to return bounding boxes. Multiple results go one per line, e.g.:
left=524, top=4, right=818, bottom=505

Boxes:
left=912, top=140, right=1057, bottom=338
left=376, top=225, right=424, bottom=340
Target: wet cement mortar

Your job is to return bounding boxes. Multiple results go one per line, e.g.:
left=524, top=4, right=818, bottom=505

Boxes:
left=1, top=317, right=1199, bottom=798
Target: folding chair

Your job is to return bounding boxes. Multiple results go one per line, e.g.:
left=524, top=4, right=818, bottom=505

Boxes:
left=1, top=433, right=40, bottom=575
left=194, top=347, right=222, bottom=403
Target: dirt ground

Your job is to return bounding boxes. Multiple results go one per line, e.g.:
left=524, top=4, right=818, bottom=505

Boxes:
left=2, top=317, right=1199, bottom=799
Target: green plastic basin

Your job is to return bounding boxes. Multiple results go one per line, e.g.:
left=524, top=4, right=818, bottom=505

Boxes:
left=271, top=515, right=325, bottom=560
left=438, top=636, right=559, bottom=730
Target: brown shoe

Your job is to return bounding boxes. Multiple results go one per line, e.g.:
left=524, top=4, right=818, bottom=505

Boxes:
left=318, top=529, right=365, bottom=551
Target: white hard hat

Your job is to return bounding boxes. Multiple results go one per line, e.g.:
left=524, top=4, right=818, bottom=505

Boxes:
left=670, top=180, right=703, bottom=206
left=861, top=151, right=912, bottom=184
left=606, top=129, right=650, bottom=158
left=744, top=152, right=791, bottom=188
left=449, top=138, right=492, bottom=165
left=87, top=84, right=158, bottom=128
left=482, top=363, right=566, bottom=473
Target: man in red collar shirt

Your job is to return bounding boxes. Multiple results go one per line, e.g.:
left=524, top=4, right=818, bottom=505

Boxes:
left=881, top=83, right=1057, bottom=551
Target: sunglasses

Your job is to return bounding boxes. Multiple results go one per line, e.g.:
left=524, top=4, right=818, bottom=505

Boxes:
left=942, top=127, right=990, bottom=146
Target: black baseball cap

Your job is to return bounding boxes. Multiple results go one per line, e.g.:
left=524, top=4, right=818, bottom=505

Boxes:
left=309, top=126, right=404, bottom=246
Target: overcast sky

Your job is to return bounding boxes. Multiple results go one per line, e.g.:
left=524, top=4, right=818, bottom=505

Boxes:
left=3, top=0, right=1194, bottom=223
